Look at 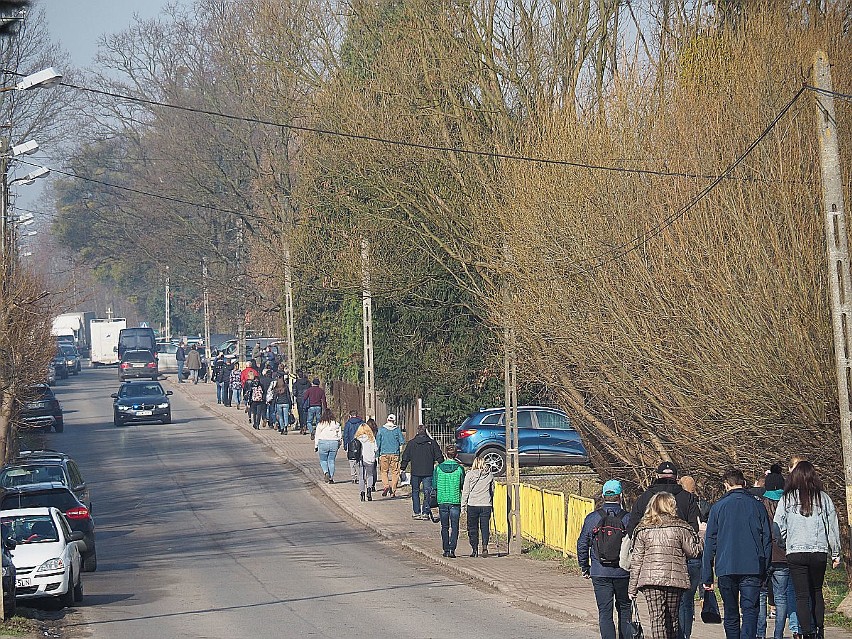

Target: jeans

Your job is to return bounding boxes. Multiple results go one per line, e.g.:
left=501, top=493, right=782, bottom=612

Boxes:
left=678, top=558, right=702, bottom=639
left=307, top=406, right=322, bottom=435
left=232, top=387, right=241, bottom=406
left=359, top=459, right=376, bottom=493
left=410, top=474, right=433, bottom=515
left=438, top=504, right=461, bottom=552
left=177, top=361, right=185, bottom=381
left=787, top=552, right=827, bottom=634
left=591, top=576, right=633, bottom=639
left=190, top=368, right=199, bottom=383
left=317, top=439, right=339, bottom=478
left=466, top=505, right=492, bottom=550
left=757, top=567, right=798, bottom=639
left=717, top=574, right=762, bottom=639
left=216, top=381, right=225, bottom=403
left=274, top=403, right=290, bottom=432
left=250, top=402, right=266, bottom=428
left=223, top=384, right=232, bottom=406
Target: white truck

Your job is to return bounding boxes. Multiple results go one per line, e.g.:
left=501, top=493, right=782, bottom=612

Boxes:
left=51, top=311, right=95, bottom=356
left=90, top=318, right=127, bottom=366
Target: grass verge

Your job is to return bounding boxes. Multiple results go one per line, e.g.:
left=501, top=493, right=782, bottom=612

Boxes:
left=0, top=616, right=40, bottom=637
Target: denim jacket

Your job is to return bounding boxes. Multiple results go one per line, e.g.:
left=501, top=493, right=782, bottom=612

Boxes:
left=773, top=490, right=841, bottom=558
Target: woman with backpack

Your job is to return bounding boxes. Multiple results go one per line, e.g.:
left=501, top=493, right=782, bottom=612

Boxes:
left=774, top=461, right=841, bottom=639
left=314, top=408, right=342, bottom=483
left=461, top=457, right=494, bottom=557
left=245, top=371, right=266, bottom=429
left=352, top=422, right=378, bottom=501
left=269, top=376, right=292, bottom=434
left=628, top=491, right=703, bottom=639
left=229, top=363, right=243, bottom=408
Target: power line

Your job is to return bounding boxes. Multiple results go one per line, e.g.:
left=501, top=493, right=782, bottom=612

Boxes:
left=569, top=87, right=808, bottom=275
left=805, top=85, right=852, bottom=101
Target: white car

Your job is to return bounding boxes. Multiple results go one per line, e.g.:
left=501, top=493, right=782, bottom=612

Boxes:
left=2, top=507, right=83, bottom=607
left=155, top=342, right=179, bottom=373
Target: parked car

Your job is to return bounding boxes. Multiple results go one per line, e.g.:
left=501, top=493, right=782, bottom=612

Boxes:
left=0, top=483, right=96, bottom=572
left=216, top=337, right=283, bottom=363
left=58, top=344, right=82, bottom=375
left=51, top=353, right=68, bottom=380
left=154, top=341, right=179, bottom=373
left=17, top=385, right=63, bottom=432
left=119, top=349, right=159, bottom=381
left=46, top=364, right=56, bottom=386
left=1, top=507, right=82, bottom=606
left=454, top=406, right=589, bottom=475
left=117, top=327, right=157, bottom=359
left=0, top=536, right=14, bottom=617
left=112, top=381, right=173, bottom=426
left=0, top=450, right=92, bottom=511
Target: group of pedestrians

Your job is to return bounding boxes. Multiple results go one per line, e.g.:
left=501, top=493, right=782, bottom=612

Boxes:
left=578, top=458, right=841, bottom=639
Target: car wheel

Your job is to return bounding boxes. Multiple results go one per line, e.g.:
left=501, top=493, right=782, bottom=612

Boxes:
left=83, top=548, right=97, bottom=572
left=53, top=421, right=64, bottom=433
left=73, top=572, right=83, bottom=602
left=113, top=412, right=124, bottom=427
left=161, top=412, right=172, bottom=425
left=59, top=571, right=75, bottom=608
left=478, top=447, right=506, bottom=476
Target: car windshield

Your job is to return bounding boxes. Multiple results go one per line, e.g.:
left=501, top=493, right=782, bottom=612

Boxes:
left=157, top=343, right=177, bottom=354
left=60, top=346, right=77, bottom=356
left=0, top=465, right=65, bottom=487
left=2, top=515, right=59, bottom=544
left=123, top=351, right=153, bottom=362
left=1, top=489, right=79, bottom=511
left=120, top=383, right=163, bottom=398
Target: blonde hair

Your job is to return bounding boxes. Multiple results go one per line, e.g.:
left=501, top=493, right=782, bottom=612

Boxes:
left=471, top=457, right=487, bottom=471
left=640, top=492, right=678, bottom=526
left=789, top=455, right=806, bottom=472
left=355, top=423, right=375, bottom=441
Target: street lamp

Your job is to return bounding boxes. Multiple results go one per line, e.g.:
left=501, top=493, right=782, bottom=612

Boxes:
left=10, top=165, right=48, bottom=185
left=12, top=67, right=62, bottom=91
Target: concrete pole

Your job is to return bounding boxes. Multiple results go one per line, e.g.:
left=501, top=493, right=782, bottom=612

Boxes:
left=0, top=137, right=8, bottom=286
left=361, top=237, right=377, bottom=420
left=503, top=243, right=521, bottom=555
left=236, top=219, right=246, bottom=366
left=814, top=50, right=852, bottom=611
left=164, top=267, right=171, bottom=342
left=202, top=257, right=211, bottom=363
left=284, top=244, right=296, bottom=375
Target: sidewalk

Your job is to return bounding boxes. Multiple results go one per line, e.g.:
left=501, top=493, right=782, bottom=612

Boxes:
left=169, top=377, right=852, bottom=637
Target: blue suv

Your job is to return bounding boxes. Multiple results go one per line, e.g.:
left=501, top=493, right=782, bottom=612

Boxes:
left=455, top=406, right=589, bottom=475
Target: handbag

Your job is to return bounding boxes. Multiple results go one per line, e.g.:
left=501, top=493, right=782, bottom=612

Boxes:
left=618, top=535, right=633, bottom=570
left=428, top=488, right=438, bottom=509
left=288, top=410, right=296, bottom=425
left=701, top=589, right=722, bottom=624
left=630, top=600, right=643, bottom=639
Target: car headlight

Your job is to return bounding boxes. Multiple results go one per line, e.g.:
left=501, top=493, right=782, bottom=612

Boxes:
left=67, top=360, right=75, bottom=365
left=117, top=405, right=131, bottom=411
left=157, top=402, right=169, bottom=409
left=37, top=558, right=64, bottom=573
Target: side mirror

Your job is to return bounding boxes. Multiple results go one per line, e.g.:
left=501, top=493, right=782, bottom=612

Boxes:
left=4, top=537, right=16, bottom=550
left=69, top=531, right=84, bottom=542
left=110, top=393, right=118, bottom=399
left=166, top=391, right=173, bottom=396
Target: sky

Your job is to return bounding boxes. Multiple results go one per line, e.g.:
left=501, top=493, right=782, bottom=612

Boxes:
left=16, top=0, right=184, bottom=214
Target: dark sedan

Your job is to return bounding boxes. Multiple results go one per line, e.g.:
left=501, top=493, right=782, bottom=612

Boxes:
left=119, top=349, right=159, bottom=382
left=112, top=381, right=172, bottom=426
left=17, top=385, right=63, bottom=432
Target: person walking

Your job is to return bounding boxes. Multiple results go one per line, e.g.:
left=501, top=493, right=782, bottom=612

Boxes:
left=293, top=370, right=311, bottom=434
left=366, top=418, right=379, bottom=490
left=433, top=443, right=465, bottom=558
left=628, top=462, right=700, bottom=535
left=342, top=411, right=365, bottom=484
left=221, top=356, right=235, bottom=407
left=376, top=414, right=405, bottom=498
left=401, top=425, right=444, bottom=519
left=246, top=371, right=266, bottom=429
left=702, top=469, right=772, bottom=639
left=212, top=352, right=226, bottom=404
left=774, top=461, right=841, bottom=639
left=461, top=457, right=494, bottom=557
left=354, top=422, right=378, bottom=501
left=269, top=375, right=292, bottom=434
left=314, top=408, right=341, bottom=483
left=302, top=377, right=327, bottom=440
left=757, top=467, right=800, bottom=639
left=252, top=341, right=262, bottom=363
left=175, top=342, right=187, bottom=382
left=629, top=492, right=703, bottom=639
left=185, top=345, right=202, bottom=384
left=230, top=362, right=243, bottom=408
left=677, top=475, right=706, bottom=639
left=578, top=480, right=633, bottom=639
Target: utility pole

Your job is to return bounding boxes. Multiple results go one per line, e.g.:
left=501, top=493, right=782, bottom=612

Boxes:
left=502, top=242, right=521, bottom=554
left=0, top=137, right=8, bottom=284
left=164, top=266, right=171, bottom=342
left=814, top=50, right=852, bottom=613
left=202, top=257, right=211, bottom=363
left=284, top=244, right=296, bottom=374
left=361, top=238, right=376, bottom=420
left=236, top=219, right=246, bottom=365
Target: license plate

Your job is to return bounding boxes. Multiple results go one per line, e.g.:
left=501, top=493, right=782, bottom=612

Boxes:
left=136, top=410, right=153, bottom=416
left=16, top=578, right=30, bottom=587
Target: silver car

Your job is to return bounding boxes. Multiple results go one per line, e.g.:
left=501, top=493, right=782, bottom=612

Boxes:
left=155, top=342, right=179, bottom=373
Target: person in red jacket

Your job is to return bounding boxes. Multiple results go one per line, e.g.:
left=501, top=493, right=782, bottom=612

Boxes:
left=302, top=377, right=327, bottom=440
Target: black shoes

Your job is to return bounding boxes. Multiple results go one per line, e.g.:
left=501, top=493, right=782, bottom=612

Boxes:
left=366, top=488, right=373, bottom=501
left=443, top=551, right=450, bottom=557
left=324, top=472, right=330, bottom=483
left=360, top=492, right=366, bottom=502
left=449, top=551, right=456, bottom=558
left=481, top=547, right=489, bottom=557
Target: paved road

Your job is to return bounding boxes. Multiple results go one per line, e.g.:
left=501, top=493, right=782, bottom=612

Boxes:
left=32, top=369, right=596, bottom=639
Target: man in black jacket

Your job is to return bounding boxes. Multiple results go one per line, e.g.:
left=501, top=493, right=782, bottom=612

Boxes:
left=401, top=426, right=444, bottom=520
left=627, top=461, right=701, bottom=639
left=293, top=370, right=311, bottom=435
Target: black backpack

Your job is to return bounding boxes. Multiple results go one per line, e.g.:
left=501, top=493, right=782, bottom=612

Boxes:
left=347, top=438, right=363, bottom=461
left=592, top=508, right=627, bottom=568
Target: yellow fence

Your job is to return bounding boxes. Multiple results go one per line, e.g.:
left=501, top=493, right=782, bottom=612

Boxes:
left=490, top=482, right=595, bottom=557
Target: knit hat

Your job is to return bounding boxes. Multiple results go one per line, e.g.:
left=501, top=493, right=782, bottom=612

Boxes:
left=764, top=472, right=784, bottom=491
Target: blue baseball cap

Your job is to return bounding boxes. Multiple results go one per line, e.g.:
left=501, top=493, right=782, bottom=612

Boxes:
left=602, top=480, right=623, bottom=496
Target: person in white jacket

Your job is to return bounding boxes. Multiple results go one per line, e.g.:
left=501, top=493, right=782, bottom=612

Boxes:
left=314, top=408, right=342, bottom=483
left=354, top=423, right=378, bottom=501
left=461, top=457, right=495, bottom=557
